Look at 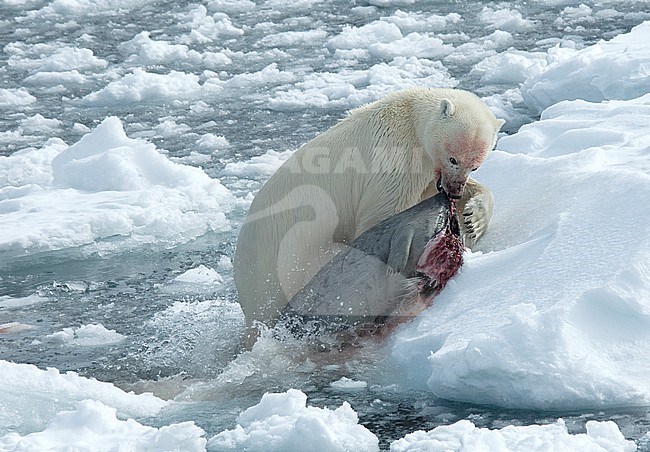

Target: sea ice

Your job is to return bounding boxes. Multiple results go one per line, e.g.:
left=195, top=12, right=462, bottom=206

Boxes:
left=208, top=389, right=379, bottom=452
left=172, top=265, right=224, bottom=286
left=0, top=360, right=166, bottom=434
left=0, top=294, right=47, bottom=309
left=330, top=377, right=369, bottom=391
left=522, top=21, right=650, bottom=112
left=45, top=323, right=126, bottom=347
left=0, top=87, right=36, bottom=108
left=0, top=400, right=206, bottom=452
left=390, top=419, right=636, bottom=452
left=0, top=116, right=234, bottom=255
left=390, top=93, right=650, bottom=410
left=80, top=69, right=204, bottom=105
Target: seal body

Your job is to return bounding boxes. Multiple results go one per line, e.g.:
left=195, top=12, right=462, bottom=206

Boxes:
left=279, top=193, right=464, bottom=339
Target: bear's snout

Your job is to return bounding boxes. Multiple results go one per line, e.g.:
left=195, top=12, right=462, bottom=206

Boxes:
left=438, top=176, right=465, bottom=199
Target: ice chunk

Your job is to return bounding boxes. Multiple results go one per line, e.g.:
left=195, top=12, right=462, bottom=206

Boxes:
left=390, top=419, right=636, bottom=452
left=209, top=389, right=379, bottom=451
left=0, top=400, right=206, bottom=452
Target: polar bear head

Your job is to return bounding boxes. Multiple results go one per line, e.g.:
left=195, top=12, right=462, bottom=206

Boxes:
left=416, top=90, right=505, bottom=199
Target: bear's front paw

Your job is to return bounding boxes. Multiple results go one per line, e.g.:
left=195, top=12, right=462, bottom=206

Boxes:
left=460, top=197, right=491, bottom=249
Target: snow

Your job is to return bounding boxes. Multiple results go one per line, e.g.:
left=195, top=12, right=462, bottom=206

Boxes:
left=522, top=21, right=650, bottom=113
left=390, top=93, right=650, bottom=410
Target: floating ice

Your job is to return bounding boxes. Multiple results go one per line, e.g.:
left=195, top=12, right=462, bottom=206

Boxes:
left=208, top=389, right=379, bottom=452
left=120, top=31, right=204, bottom=67
left=5, top=43, right=107, bottom=73
left=0, top=360, right=167, bottom=434
left=368, top=33, right=454, bottom=60
left=196, top=133, right=230, bottom=153
left=0, top=294, right=47, bottom=309
left=258, top=29, right=328, bottom=48
left=172, top=265, right=224, bottom=286
left=19, top=114, right=62, bottom=133
left=45, top=323, right=126, bottom=347
left=522, top=21, right=650, bottom=113
left=0, top=116, right=234, bottom=254
left=222, top=149, right=295, bottom=178
left=81, top=69, right=204, bottom=105
left=330, top=377, right=368, bottom=391
left=178, top=5, right=244, bottom=44
left=470, top=50, right=549, bottom=85
left=326, top=21, right=403, bottom=53
left=270, top=57, right=456, bottom=111
left=380, top=10, right=462, bottom=34
left=0, top=400, right=206, bottom=452
left=0, top=87, right=36, bottom=108
left=390, top=419, right=636, bottom=452
left=478, top=6, right=536, bottom=32
left=0, top=322, right=33, bottom=333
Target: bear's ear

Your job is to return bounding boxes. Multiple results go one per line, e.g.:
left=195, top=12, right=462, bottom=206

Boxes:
left=496, top=118, right=506, bottom=130
left=440, top=98, right=455, bottom=118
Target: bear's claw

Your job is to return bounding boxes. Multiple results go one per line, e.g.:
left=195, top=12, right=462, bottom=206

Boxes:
left=458, top=191, right=493, bottom=249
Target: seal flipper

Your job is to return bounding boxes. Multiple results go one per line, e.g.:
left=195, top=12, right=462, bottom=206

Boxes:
left=386, top=225, right=414, bottom=275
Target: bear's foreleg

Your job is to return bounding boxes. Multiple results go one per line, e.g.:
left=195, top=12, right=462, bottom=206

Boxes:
left=456, top=177, right=494, bottom=248
left=420, top=177, right=493, bottom=248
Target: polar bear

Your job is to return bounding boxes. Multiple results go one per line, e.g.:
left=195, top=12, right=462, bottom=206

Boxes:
left=234, top=88, right=504, bottom=334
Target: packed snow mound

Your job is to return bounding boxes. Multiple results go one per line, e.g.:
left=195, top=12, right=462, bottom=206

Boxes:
left=390, top=93, right=650, bottom=410
left=390, top=419, right=636, bottom=452
left=522, top=21, right=650, bottom=113
left=209, top=389, right=379, bottom=452
left=0, top=116, right=234, bottom=254
left=0, top=400, right=206, bottom=452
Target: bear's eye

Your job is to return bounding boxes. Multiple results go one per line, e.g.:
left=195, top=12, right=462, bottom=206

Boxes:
left=449, top=157, right=458, bottom=165
left=471, top=167, right=478, bottom=172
